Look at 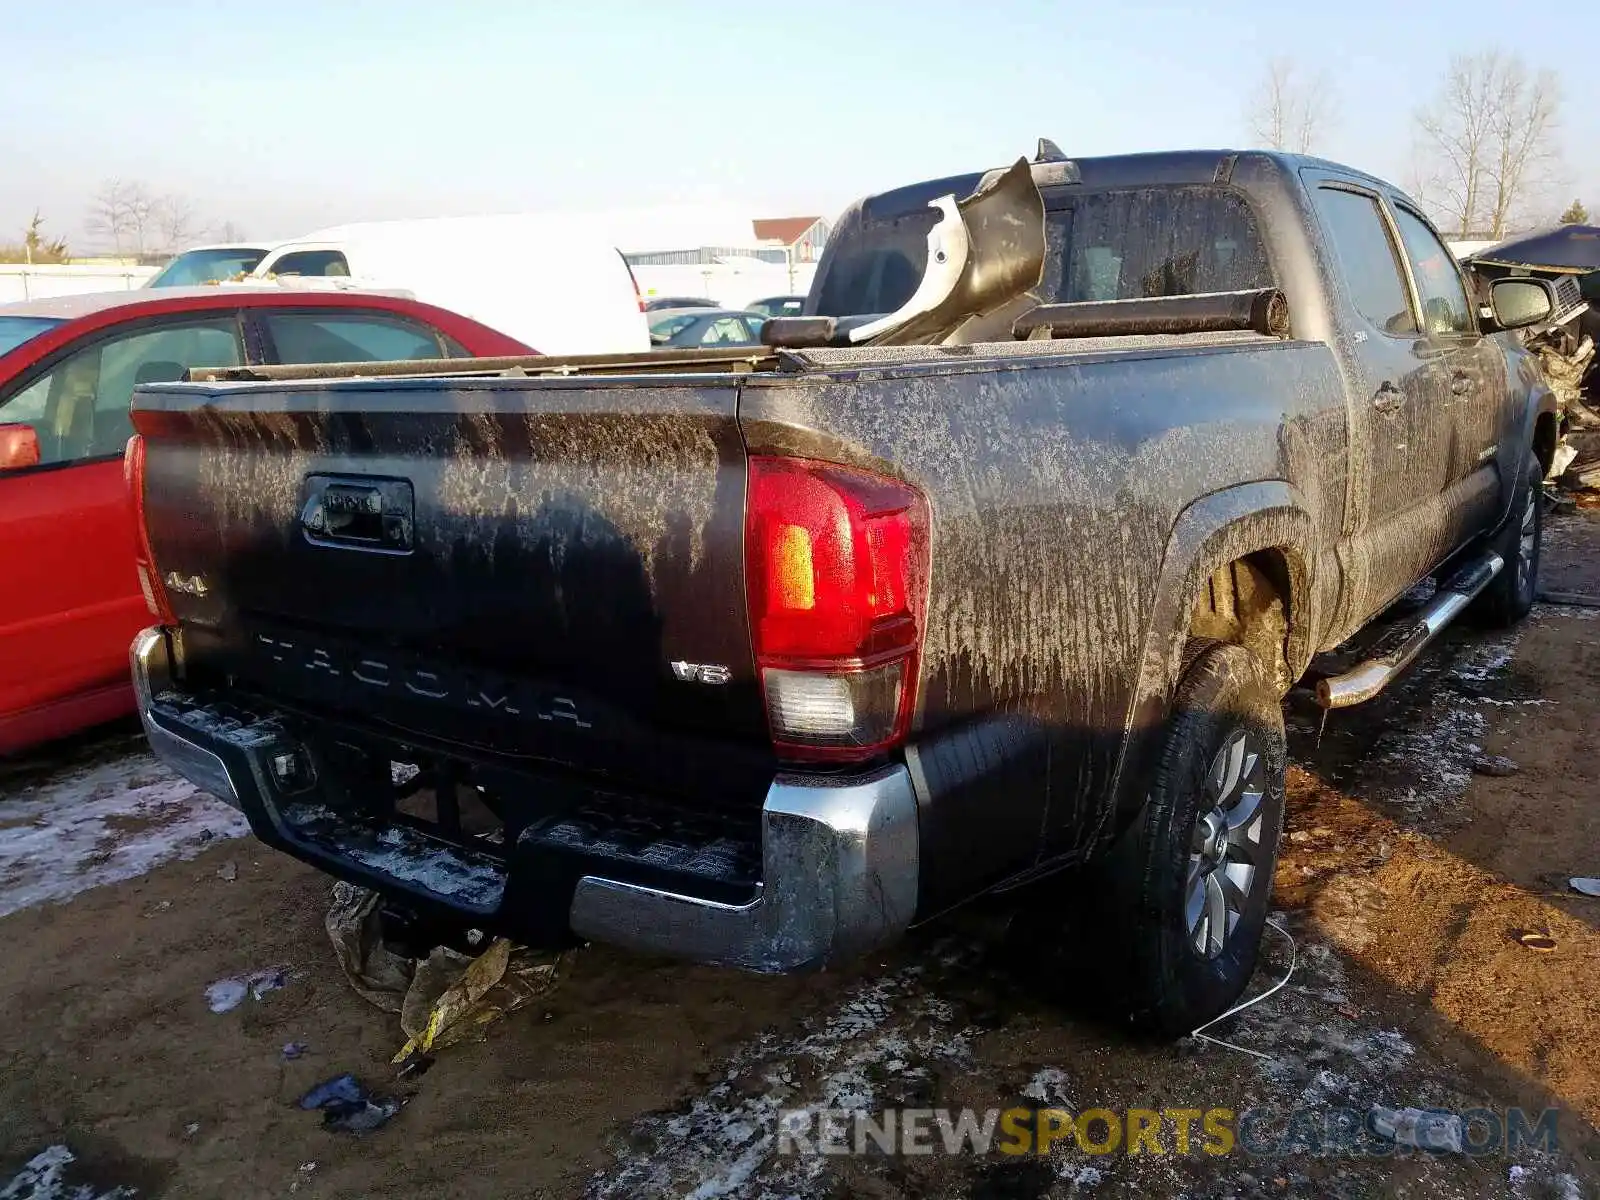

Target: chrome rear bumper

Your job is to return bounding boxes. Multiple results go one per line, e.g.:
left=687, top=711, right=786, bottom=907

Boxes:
left=130, top=625, right=920, bottom=972
left=131, top=627, right=240, bottom=808
left=568, top=767, right=920, bottom=971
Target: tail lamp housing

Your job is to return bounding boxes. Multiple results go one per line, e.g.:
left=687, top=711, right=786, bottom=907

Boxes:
left=124, top=434, right=177, bottom=625
left=745, top=455, right=930, bottom=763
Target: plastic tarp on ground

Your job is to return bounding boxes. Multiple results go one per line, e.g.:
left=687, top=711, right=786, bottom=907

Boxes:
left=326, top=882, right=571, bottom=1061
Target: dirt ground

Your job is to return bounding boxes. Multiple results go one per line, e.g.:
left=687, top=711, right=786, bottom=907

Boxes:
left=3, top=511, right=1599, bottom=1199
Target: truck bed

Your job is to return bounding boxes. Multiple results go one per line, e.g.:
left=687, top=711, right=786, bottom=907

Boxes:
left=133, top=329, right=1337, bottom=849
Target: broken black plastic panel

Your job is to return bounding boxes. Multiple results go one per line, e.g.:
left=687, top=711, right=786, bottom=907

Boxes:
left=765, top=156, right=1049, bottom=350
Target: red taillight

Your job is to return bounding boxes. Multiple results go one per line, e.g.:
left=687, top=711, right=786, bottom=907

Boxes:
left=745, top=456, right=929, bottom=763
left=124, top=434, right=177, bottom=626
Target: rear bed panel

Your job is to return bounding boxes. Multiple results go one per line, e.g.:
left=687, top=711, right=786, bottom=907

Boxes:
left=132, top=376, right=773, bottom=803
left=739, top=337, right=1348, bottom=901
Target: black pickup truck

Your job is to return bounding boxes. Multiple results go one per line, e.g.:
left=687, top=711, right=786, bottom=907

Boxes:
left=125, top=147, right=1568, bottom=1033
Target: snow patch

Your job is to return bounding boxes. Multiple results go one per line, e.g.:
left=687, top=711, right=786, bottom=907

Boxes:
left=587, top=965, right=974, bottom=1200
left=1449, top=640, right=1516, bottom=684
left=281, top=804, right=505, bottom=907
left=1320, top=629, right=1526, bottom=816
left=1532, top=602, right=1600, bottom=621
left=1022, top=1066, right=1072, bottom=1107
left=0, top=750, right=248, bottom=919
left=0, top=1145, right=135, bottom=1199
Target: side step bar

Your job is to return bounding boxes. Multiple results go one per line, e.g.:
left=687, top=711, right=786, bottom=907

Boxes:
left=1316, top=552, right=1504, bottom=709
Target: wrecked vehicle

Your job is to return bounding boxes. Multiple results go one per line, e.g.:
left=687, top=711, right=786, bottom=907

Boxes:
left=125, top=145, right=1560, bottom=1035
left=1468, top=225, right=1599, bottom=483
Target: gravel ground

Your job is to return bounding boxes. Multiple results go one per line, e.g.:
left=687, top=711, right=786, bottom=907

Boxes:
left=2, top=511, right=1598, bottom=1199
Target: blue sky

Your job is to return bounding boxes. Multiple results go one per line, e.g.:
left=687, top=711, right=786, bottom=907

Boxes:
left=3, top=0, right=1595, bottom=248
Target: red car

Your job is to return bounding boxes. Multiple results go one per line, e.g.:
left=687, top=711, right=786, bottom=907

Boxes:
left=0, top=287, right=530, bottom=754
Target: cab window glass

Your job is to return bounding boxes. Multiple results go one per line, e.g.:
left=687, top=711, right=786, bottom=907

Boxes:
left=1311, top=187, right=1417, bottom=336
left=264, top=312, right=444, bottom=363
left=0, top=318, right=241, bottom=466
left=268, top=250, right=351, bottom=278
left=1392, top=206, right=1476, bottom=336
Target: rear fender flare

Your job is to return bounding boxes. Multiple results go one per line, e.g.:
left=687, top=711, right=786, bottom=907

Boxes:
left=1101, top=481, right=1317, bottom=849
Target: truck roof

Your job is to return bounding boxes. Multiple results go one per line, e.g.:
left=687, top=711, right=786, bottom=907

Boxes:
left=856, top=148, right=1400, bottom=219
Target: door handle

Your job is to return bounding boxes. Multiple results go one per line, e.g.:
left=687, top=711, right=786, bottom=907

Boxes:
left=1450, top=372, right=1474, bottom=397
left=299, top=475, right=415, bottom=554
left=1373, top=382, right=1406, bottom=415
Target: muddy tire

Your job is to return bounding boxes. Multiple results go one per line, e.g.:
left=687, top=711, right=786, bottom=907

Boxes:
left=1023, top=642, right=1287, bottom=1036
left=1472, top=451, right=1542, bottom=628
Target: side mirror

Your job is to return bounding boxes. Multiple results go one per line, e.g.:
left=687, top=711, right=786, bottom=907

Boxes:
left=0, top=423, right=41, bottom=471
left=1488, top=277, right=1557, bottom=330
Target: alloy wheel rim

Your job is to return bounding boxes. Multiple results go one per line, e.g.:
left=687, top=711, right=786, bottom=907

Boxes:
left=1185, top=728, right=1267, bottom=959
left=1516, top=486, right=1537, bottom=598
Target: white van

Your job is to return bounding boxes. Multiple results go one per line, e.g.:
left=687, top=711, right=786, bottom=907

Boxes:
left=247, top=215, right=650, bottom=355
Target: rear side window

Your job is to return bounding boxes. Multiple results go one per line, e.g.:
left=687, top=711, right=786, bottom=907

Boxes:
left=814, top=211, right=936, bottom=317
left=267, top=250, right=350, bottom=278
left=263, top=312, right=446, bottom=364
left=1312, top=187, right=1416, bottom=336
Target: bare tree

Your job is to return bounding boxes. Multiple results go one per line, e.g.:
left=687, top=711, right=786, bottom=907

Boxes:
left=1247, top=58, right=1334, bottom=154
left=85, top=179, right=162, bottom=256
left=214, top=219, right=248, bottom=242
left=155, top=194, right=201, bottom=253
left=1414, top=51, right=1564, bottom=239
left=84, top=180, right=210, bottom=255
left=84, top=179, right=132, bottom=254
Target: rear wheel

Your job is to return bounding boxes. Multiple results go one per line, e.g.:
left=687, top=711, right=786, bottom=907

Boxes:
left=1472, top=451, right=1542, bottom=627
left=1020, top=642, right=1287, bottom=1036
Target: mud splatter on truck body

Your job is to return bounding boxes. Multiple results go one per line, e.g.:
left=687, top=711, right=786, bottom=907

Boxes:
left=134, top=375, right=774, bottom=808
left=132, top=330, right=1343, bottom=909
left=124, top=146, right=1556, bottom=976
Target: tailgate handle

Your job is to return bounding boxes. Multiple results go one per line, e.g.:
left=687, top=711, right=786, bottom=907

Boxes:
left=299, top=475, right=415, bottom=554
